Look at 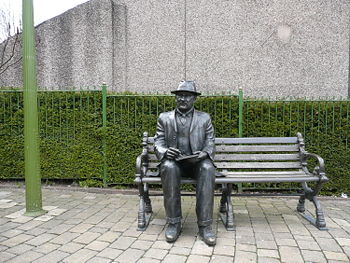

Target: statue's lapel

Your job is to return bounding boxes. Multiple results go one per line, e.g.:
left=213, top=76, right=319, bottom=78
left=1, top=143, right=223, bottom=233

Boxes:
left=190, top=109, right=197, bottom=133
left=170, top=110, right=177, bottom=133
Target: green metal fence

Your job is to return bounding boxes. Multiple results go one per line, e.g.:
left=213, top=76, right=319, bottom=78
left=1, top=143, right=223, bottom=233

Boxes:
left=0, top=86, right=349, bottom=193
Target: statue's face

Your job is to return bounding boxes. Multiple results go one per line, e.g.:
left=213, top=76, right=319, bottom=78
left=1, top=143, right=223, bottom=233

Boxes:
left=175, top=92, right=196, bottom=112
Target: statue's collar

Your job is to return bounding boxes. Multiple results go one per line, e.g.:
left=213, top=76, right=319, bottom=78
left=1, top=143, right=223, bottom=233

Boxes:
left=176, top=107, right=194, bottom=117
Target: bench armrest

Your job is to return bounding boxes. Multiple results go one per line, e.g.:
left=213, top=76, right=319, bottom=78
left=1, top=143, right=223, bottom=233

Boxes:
left=303, top=152, right=326, bottom=178
left=135, top=132, right=150, bottom=181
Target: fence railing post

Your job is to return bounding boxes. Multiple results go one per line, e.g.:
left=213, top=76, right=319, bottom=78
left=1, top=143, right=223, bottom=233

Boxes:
left=102, top=82, right=108, bottom=187
left=238, top=87, right=243, bottom=138
left=238, top=87, right=244, bottom=193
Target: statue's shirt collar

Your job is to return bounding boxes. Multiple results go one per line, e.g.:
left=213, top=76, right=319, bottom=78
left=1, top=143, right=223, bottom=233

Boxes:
left=176, top=107, right=194, bottom=118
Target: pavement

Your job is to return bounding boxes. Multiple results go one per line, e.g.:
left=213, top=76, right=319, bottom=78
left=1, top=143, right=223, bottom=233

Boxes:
left=1, top=185, right=350, bottom=263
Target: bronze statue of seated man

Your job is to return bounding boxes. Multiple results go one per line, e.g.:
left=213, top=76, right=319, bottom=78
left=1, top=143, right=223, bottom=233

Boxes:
left=154, top=80, right=216, bottom=246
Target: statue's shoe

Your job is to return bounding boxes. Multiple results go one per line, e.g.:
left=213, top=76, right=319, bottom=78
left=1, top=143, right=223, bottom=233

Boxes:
left=199, top=225, right=216, bottom=246
left=165, top=223, right=181, bottom=243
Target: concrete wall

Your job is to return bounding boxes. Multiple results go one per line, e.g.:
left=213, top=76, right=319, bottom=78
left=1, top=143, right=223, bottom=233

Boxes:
left=0, top=0, right=349, bottom=97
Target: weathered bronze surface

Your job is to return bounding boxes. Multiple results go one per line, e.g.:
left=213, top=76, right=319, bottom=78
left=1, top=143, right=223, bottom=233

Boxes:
left=154, top=81, right=216, bottom=245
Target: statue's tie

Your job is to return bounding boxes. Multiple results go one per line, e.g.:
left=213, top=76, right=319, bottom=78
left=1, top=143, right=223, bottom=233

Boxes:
left=179, top=115, right=186, bottom=126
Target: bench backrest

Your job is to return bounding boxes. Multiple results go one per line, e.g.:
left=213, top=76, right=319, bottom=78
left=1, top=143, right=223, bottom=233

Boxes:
left=141, top=133, right=304, bottom=174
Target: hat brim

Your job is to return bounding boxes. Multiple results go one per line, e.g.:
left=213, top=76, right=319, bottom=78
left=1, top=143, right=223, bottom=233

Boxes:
left=171, top=90, right=201, bottom=96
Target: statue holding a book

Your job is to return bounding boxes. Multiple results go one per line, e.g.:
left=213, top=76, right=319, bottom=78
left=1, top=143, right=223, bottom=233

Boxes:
left=154, top=80, right=216, bottom=246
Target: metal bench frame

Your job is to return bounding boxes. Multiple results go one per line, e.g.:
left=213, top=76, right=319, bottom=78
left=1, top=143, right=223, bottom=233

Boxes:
left=135, top=132, right=328, bottom=231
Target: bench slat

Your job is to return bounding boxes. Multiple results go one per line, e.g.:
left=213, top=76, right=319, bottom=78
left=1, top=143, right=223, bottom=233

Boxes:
left=214, top=162, right=302, bottom=169
left=215, top=137, right=298, bottom=144
left=148, top=145, right=299, bottom=153
left=145, top=170, right=306, bottom=177
left=214, top=153, right=300, bottom=161
left=147, top=161, right=302, bottom=169
left=148, top=137, right=298, bottom=144
left=138, top=175, right=320, bottom=184
left=215, top=145, right=299, bottom=152
left=147, top=153, right=300, bottom=161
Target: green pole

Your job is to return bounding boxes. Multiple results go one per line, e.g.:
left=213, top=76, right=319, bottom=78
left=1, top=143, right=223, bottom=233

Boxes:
left=238, top=88, right=244, bottom=193
left=22, top=0, right=45, bottom=216
left=102, top=82, right=108, bottom=187
left=238, top=87, right=243, bottom=138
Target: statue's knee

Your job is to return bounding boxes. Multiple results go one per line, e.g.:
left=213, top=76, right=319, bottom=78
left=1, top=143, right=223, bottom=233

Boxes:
left=161, top=160, right=178, bottom=171
left=199, top=160, right=215, bottom=173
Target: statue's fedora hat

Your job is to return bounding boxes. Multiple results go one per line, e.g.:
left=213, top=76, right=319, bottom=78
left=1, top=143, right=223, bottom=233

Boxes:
left=171, top=80, right=201, bottom=96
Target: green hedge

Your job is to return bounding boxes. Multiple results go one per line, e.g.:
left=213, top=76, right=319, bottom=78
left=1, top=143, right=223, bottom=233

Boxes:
left=0, top=91, right=349, bottom=194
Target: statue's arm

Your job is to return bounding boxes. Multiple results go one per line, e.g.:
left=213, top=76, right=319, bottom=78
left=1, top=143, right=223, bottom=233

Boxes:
left=202, top=115, right=215, bottom=160
left=154, top=115, right=168, bottom=161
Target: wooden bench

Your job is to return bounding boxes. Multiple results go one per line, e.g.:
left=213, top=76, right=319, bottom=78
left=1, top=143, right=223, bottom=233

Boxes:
left=135, top=132, right=328, bottom=231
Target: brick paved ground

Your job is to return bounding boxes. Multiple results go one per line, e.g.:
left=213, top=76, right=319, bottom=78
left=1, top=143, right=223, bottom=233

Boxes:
left=1, top=186, right=350, bottom=262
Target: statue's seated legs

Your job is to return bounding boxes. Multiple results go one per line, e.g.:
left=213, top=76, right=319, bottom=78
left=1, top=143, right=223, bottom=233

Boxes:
left=160, top=158, right=216, bottom=245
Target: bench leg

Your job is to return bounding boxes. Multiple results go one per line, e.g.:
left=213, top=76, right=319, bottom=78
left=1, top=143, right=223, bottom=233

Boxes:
left=297, top=182, right=327, bottom=230
left=137, top=183, right=152, bottom=231
left=219, top=184, right=235, bottom=231
left=144, top=183, right=153, bottom=213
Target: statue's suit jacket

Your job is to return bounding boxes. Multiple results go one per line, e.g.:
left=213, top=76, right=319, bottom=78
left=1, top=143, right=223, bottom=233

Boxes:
left=154, top=109, right=215, bottom=161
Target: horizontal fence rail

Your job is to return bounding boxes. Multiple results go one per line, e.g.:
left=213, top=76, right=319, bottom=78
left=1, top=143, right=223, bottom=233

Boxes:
left=0, top=86, right=349, bottom=194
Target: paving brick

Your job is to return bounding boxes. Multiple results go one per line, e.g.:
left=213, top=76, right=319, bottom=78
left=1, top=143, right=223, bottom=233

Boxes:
left=236, top=235, right=256, bottom=245
left=51, top=232, right=80, bottom=245
left=301, top=250, right=327, bottom=263
left=279, top=246, right=303, bottom=263
left=73, top=232, right=101, bottom=244
left=151, top=240, right=173, bottom=249
left=97, top=247, right=123, bottom=259
left=7, top=251, right=43, bottom=263
left=210, top=255, right=234, bottom=263
left=116, top=248, right=144, bottom=263
left=33, top=250, right=70, bottom=263
left=213, top=244, right=235, bottom=256
left=86, top=240, right=110, bottom=251
left=110, top=236, right=136, bottom=250
left=257, top=256, right=281, bottom=263
left=254, top=233, right=274, bottom=241
left=257, top=249, right=279, bottom=258
left=47, top=224, right=74, bottom=235
left=33, top=243, right=60, bottom=254
left=143, top=248, right=168, bottom=260
left=296, top=239, right=321, bottom=250
left=275, top=238, right=297, bottom=246
left=191, top=240, right=214, bottom=256
left=186, top=255, right=210, bottom=263
left=137, top=258, right=161, bottom=263
left=17, top=220, right=44, bottom=231
left=162, top=254, right=187, bottom=263
left=323, top=251, right=349, bottom=261
left=86, top=257, right=112, bottom=263
left=59, top=242, right=84, bottom=253
left=97, top=231, right=120, bottom=243
left=138, top=233, right=158, bottom=241
left=256, top=240, right=277, bottom=249
left=70, top=223, right=94, bottom=233
left=26, top=233, right=57, bottom=246
left=0, top=251, right=16, bottom=261
left=236, top=243, right=256, bottom=252
left=1, top=229, right=23, bottom=238
left=336, top=237, right=350, bottom=246
left=131, top=240, right=153, bottom=250
left=7, top=243, right=34, bottom=255
left=26, top=227, right=48, bottom=236
left=1, top=233, right=34, bottom=247
left=234, top=250, right=257, bottom=262
left=62, top=248, right=98, bottom=263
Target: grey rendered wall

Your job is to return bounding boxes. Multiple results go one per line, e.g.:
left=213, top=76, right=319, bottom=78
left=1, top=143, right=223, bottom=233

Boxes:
left=120, top=0, right=350, bottom=97
left=0, top=0, right=113, bottom=89
left=0, top=0, right=349, bottom=97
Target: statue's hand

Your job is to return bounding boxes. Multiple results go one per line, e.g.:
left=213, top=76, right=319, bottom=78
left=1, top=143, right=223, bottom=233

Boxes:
left=166, top=147, right=181, bottom=160
left=193, top=151, right=208, bottom=160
